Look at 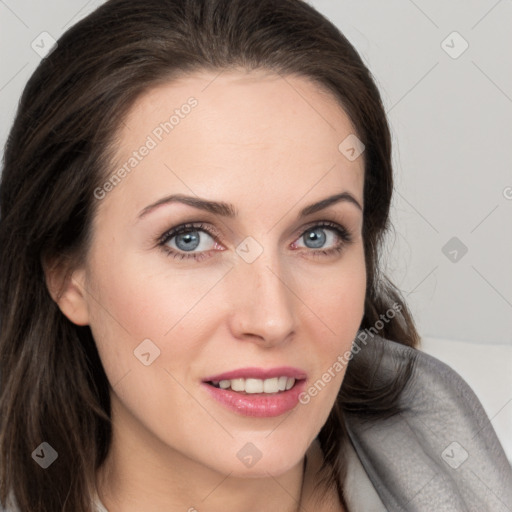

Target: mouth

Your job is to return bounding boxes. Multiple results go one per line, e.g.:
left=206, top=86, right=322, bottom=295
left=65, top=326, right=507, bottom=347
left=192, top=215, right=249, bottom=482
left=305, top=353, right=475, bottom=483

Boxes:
left=202, top=376, right=306, bottom=418
left=205, top=376, right=305, bottom=395
left=201, top=371, right=308, bottom=417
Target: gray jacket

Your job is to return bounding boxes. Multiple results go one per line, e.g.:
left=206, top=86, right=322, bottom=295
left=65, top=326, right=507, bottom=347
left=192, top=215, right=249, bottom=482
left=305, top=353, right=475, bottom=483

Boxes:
left=341, top=336, right=512, bottom=511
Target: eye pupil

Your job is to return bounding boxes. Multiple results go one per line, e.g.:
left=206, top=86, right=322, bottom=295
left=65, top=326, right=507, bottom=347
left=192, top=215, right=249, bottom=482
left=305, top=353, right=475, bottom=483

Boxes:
left=304, top=228, right=326, bottom=249
left=176, top=231, right=200, bottom=251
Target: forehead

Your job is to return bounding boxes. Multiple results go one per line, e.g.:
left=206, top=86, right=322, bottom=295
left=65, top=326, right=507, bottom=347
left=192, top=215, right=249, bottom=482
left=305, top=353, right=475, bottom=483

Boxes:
left=103, top=69, right=364, bottom=218
left=121, top=68, right=359, bottom=149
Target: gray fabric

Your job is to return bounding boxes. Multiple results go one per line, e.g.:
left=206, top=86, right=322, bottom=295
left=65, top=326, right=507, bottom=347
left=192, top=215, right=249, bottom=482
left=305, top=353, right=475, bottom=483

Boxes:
left=342, top=437, right=388, bottom=510
left=344, top=334, right=512, bottom=511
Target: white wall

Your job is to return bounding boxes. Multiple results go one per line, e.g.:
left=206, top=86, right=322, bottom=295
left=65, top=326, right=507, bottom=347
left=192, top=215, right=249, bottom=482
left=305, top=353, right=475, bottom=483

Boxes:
left=1, top=0, right=511, bottom=344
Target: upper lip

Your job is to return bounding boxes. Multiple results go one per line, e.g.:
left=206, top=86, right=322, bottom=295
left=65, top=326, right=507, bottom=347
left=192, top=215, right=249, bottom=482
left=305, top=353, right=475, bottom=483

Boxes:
left=202, top=366, right=307, bottom=382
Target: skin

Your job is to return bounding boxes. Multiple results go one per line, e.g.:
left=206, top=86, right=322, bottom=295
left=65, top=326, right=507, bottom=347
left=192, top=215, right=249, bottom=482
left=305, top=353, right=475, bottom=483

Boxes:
left=50, top=69, right=366, bottom=512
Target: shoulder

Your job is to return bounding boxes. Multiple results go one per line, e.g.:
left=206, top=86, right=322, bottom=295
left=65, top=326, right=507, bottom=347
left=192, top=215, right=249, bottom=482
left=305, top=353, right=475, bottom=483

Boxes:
left=343, top=334, right=512, bottom=511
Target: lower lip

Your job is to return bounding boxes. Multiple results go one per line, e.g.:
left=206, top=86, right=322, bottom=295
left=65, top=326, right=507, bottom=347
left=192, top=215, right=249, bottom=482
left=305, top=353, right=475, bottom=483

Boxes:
left=202, top=380, right=307, bottom=417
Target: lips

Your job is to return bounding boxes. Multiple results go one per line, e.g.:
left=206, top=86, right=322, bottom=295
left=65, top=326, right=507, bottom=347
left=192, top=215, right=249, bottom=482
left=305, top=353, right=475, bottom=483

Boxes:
left=202, top=378, right=307, bottom=417
left=201, top=366, right=308, bottom=417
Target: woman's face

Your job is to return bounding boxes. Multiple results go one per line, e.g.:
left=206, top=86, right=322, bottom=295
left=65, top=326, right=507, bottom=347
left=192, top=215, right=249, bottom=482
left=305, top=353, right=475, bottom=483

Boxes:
left=65, top=70, right=366, bottom=480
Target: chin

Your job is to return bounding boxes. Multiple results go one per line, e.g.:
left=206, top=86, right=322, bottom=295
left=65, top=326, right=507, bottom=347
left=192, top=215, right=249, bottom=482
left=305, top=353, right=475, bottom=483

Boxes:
left=205, top=437, right=308, bottom=479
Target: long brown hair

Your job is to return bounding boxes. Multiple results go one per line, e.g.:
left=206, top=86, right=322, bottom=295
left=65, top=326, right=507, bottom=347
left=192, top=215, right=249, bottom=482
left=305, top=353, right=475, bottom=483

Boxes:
left=0, top=1, right=420, bottom=510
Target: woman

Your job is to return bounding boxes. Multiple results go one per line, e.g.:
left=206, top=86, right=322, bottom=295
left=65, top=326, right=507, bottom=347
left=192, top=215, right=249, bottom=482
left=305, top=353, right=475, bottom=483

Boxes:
left=0, top=1, right=510, bottom=511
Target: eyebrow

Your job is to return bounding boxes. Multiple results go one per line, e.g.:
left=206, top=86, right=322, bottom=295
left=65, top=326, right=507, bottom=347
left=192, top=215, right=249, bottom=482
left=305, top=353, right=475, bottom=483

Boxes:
left=137, top=191, right=362, bottom=220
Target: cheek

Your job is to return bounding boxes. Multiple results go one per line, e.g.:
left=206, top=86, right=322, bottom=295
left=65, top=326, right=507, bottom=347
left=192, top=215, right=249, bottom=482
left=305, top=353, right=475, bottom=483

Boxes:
left=303, top=242, right=366, bottom=335
left=84, top=250, right=231, bottom=379
left=84, top=253, right=223, bottom=439
left=299, top=245, right=366, bottom=395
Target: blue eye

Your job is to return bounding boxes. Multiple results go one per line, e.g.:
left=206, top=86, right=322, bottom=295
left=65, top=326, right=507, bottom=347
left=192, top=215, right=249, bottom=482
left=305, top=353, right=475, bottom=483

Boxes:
left=302, top=227, right=330, bottom=249
left=157, top=221, right=352, bottom=261
left=292, top=222, right=352, bottom=257
left=159, top=223, right=218, bottom=261
left=173, top=230, right=208, bottom=251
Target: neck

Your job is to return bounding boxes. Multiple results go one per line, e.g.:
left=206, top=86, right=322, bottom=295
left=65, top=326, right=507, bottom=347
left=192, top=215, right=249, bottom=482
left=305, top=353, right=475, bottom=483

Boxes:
left=299, top=439, right=344, bottom=512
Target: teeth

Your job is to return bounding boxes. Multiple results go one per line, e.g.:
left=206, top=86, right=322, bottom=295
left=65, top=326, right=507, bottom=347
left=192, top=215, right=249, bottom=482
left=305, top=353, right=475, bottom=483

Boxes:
left=263, top=377, right=278, bottom=393
left=211, top=377, right=297, bottom=394
left=231, top=378, right=245, bottom=392
left=245, top=378, right=263, bottom=393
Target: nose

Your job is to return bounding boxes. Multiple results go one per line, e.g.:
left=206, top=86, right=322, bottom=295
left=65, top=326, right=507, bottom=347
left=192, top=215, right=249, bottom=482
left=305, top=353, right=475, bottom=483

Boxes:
left=226, top=247, right=297, bottom=348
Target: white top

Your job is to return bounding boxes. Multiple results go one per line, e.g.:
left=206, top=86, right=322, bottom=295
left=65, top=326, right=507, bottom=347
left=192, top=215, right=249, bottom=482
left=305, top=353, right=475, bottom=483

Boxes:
left=94, top=496, right=109, bottom=512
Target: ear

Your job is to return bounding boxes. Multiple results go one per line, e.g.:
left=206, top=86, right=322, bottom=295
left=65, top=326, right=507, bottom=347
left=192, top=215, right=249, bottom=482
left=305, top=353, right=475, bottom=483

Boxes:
left=43, top=257, right=90, bottom=326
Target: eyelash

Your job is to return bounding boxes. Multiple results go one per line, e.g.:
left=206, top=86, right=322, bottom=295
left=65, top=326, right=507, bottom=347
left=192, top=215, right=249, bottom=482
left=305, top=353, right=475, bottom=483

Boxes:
left=157, top=221, right=353, bottom=262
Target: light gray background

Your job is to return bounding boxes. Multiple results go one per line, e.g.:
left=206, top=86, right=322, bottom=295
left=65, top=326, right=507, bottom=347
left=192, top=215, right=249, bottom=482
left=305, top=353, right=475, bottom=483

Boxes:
left=1, top=0, right=511, bottom=345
